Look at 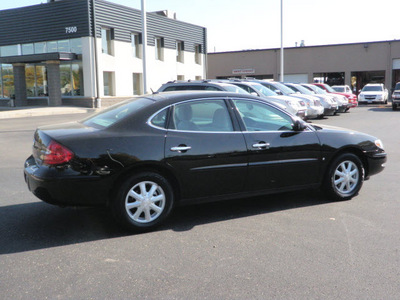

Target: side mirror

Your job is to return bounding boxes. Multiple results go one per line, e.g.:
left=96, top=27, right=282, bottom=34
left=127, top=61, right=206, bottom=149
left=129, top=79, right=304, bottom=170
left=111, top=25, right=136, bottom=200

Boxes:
left=293, top=119, right=306, bottom=131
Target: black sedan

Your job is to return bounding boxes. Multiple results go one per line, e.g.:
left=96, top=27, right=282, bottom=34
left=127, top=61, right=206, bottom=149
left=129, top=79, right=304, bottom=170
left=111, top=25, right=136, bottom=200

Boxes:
left=24, top=91, right=387, bottom=232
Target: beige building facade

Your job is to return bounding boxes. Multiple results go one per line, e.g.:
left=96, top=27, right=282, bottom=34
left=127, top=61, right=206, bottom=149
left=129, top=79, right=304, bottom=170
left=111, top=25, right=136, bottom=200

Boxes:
left=207, top=40, right=400, bottom=93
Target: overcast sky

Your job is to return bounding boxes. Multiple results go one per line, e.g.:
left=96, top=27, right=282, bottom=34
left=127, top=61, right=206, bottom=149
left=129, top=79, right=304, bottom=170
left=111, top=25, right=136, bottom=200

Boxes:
left=2, top=0, right=399, bottom=52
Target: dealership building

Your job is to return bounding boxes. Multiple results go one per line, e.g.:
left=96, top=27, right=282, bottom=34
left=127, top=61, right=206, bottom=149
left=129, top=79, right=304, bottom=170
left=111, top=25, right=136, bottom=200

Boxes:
left=0, top=0, right=207, bottom=107
left=208, top=40, right=400, bottom=94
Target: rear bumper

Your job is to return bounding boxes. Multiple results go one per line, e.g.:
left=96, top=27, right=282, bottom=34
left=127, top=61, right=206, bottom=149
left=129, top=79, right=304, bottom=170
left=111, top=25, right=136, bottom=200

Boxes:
left=24, top=155, right=111, bottom=206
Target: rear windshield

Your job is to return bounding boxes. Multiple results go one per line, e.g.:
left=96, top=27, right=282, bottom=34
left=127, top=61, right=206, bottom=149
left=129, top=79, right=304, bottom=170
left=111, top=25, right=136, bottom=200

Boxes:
left=82, top=97, right=154, bottom=129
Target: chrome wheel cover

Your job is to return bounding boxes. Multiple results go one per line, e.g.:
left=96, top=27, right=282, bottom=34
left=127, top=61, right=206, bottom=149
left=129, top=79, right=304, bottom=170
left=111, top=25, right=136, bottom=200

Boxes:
left=333, top=160, right=359, bottom=195
left=125, top=181, right=166, bottom=223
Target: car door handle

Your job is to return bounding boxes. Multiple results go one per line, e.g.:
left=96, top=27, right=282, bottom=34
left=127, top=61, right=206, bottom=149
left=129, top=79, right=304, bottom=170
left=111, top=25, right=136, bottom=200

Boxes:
left=171, top=146, right=192, bottom=152
left=252, top=142, right=270, bottom=149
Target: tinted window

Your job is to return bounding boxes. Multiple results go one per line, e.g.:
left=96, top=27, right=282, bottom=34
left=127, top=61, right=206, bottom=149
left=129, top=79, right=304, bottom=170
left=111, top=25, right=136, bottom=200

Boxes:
left=150, top=108, right=168, bottom=128
left=173, top=100, right=233, bottom=132
left=233, top=99, right=293, bottom=131
left=82, top=97, right=153, bottom=129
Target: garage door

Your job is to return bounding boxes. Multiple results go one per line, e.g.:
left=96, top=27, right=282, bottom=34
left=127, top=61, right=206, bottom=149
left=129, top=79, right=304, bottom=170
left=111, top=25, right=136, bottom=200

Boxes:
left=283, top=74, right=308, bottom=83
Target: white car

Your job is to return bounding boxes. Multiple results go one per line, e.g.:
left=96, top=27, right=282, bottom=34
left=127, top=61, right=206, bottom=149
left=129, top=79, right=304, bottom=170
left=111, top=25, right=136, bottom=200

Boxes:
left=358, top=83, right=388, bottom=104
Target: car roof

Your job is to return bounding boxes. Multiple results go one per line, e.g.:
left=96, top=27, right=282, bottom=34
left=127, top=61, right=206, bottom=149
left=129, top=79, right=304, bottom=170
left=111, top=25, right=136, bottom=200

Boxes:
left=150, top=90, right=260, bottom=106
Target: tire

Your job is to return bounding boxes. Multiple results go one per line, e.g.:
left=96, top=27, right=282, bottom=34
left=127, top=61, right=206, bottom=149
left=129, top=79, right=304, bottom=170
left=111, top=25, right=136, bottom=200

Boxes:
left=323, top=153, right=364, bottom=201
left=393, top=103, right=397, bottom=111
left=111, top=172, right=175, bottom=232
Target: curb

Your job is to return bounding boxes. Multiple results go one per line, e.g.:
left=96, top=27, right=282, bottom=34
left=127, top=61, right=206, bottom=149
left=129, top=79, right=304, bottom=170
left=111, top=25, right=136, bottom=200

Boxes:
left=0, top=107, right=99, bottom=120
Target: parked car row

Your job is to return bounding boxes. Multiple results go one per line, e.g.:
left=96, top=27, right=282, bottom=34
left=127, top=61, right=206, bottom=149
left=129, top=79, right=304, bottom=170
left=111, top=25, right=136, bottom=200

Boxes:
left=157, top=79, right=356, bottom=120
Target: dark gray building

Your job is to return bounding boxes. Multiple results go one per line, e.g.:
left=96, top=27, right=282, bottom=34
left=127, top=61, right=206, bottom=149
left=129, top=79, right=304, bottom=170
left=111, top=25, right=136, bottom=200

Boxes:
left=0, top=0, right=207, bottom=107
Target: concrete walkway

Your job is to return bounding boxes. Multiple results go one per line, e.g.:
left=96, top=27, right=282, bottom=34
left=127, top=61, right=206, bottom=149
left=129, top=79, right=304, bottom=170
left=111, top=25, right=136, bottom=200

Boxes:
left=0, top=106, right=99, bottom=119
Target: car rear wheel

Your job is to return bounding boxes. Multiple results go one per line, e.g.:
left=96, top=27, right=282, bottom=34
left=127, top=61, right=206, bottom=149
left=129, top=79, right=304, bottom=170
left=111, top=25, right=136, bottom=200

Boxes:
left=324, top=153, right=364, bottom=201
left=111, top=172, right=174, bottom=232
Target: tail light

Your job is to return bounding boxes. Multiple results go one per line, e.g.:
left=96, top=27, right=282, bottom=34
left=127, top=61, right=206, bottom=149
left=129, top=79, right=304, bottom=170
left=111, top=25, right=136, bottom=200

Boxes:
left=42, top=140, right=74, bottom=165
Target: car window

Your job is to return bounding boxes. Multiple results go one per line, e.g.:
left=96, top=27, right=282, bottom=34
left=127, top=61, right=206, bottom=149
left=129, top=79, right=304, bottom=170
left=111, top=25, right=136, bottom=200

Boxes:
left=233, top=99, right=293, bottom=132
left=82, top=97, right=153, bottom=129
left=172, top=100, right=233, bottom=132
left=204, top=86, right=221, bottom=91
left=150, top=108, right=168, bottom=128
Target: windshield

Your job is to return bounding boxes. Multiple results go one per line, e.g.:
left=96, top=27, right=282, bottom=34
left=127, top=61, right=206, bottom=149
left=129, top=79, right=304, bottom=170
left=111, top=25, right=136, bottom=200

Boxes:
left=332, top=86, right=345, bottom=92
left=82, top=97, right=154, bottom=129
left=273, top=82, right=297, bottom=95
left=251, top=83, right=278, bottom=97
left=292, top=84, right=313, bottom=95
left=362, top=85, right=383, bottom=92
left=313, top=85, right=328, bottom=94
left=223, top=84, right=249, bottom=94
left=322, top=84, right=336, bottom=93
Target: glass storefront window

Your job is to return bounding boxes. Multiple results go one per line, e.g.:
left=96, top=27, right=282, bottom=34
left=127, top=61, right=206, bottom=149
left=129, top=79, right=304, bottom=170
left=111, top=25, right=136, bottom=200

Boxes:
left=2, top=64, right=14, bottom=98
left=71, top=63, right=83, bottom=96
left=34, top=42, right=46, bottom=54
left=36, top=65, right=47, bottom=96
left=70, top=38, right=82, bottom=54
left=47, top=41, right=58, bottom=52
left=25, top=65, right=35, bottom=97
left=22, top=44, right=34, bottom=55
left=58, top=40, right=69, bottom=52
left=1, top=45, right=19, bottom=57
left=25, top=64, right=48, bottom=97
left=60, top=64, right=72, bottom=96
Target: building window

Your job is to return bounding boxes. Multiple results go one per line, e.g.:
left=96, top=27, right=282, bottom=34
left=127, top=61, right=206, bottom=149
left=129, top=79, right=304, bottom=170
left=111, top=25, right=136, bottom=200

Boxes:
left=132, top=73, right=142, bottom=95
left=47, top=41, right=58, bottom=52
left=0, top=45, right=19, bottom=57
left=1, top=64, right=14, bottom=98
left=58, top=63, right=84, bottom=97
left=22, top=44, right=34, bottom=55
left=34, top=42, right=47, bottom=54
left=26, top=64, right=48, bottom=97
left=70, top=38, right=82, bottom=54
left=155, top=37, right=164, bottom=61
left=102, top=28, right=113, bottom=55
left=176, top=41, right=184, bottom=63
left=103, top=71, right=115, bottom=96
left=57, top=40, right=70, bottom=52
left=177, top=75, right=185, bottom=81
left=131, top=33, right=142, bottom=58
left=195, top=76, right=202, bottom=80
left=195, top=44, right=202, bottom=65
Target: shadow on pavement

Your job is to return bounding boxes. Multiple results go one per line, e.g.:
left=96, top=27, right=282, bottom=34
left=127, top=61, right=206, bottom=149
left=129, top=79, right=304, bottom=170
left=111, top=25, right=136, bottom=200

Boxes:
left=0, top=190, right=330, bottom=255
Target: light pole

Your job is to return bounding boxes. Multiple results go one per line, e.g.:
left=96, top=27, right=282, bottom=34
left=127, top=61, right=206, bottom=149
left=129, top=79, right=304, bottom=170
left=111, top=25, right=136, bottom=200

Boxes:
left=141, top=0, right=148, bottom=94
left=280, top=0, right=284, bottom=82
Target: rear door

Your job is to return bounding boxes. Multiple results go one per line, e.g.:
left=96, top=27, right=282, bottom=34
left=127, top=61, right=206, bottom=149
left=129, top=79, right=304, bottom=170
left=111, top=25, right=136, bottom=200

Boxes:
left=164, top=98, right=248, bottom=201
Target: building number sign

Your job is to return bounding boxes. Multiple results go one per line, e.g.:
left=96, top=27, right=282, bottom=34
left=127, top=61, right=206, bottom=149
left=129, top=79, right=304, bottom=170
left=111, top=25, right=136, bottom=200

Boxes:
left=65, top=26, right=78, bottom=34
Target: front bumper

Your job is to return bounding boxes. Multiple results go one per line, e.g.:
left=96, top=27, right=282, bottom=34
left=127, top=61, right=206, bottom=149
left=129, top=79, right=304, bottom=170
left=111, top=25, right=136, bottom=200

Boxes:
left=365, top=152, right=387, bottom=179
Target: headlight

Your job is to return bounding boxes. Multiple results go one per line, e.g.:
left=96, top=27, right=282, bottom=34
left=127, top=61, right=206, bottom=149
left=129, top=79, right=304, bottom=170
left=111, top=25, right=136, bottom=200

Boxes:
left=376, top=95, right=382, bottom=100
left=375, top=139, right=385, bottom=150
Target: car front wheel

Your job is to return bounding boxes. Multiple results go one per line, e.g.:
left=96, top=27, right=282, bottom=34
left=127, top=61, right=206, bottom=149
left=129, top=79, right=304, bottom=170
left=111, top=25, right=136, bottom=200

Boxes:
left=111, top=172, right=174, bottom=232
left=324, top=153, right=364, bottom=201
